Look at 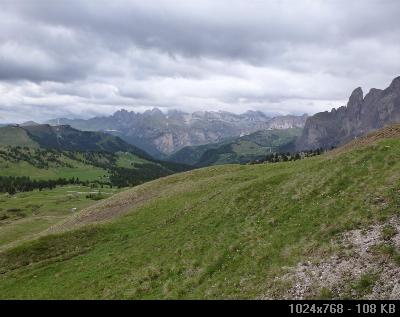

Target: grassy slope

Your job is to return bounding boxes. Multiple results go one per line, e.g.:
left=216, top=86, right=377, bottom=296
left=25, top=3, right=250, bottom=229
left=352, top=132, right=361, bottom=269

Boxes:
left=0, top=125, right=190, bottom=177
left=0, top=147, right=176, bottom=181
left=21, top=124, right=152, bottom=159
left=0, top=126, right=39, bottom=148
left=116, top=152, right=149, bottom=168
left=0, top=158, right=108, bottom=181
left=0, top=148, right=108, bottom=181
left=1, top=135, right=400, bottom=299
left=0, top=186, right=122, bottom=251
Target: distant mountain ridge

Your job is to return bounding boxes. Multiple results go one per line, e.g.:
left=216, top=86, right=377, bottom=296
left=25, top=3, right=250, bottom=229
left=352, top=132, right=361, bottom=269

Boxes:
left=21, top=124, right=153, bottom=158
left=20, top=121, right=40, bottom=127
left=0, top=126, right=39, bottom=148
left=296, top=76, right=400, bottom=150
left=48, top=109, right=308, bottom=158
left=0, top=124, right=191, bottom=186
left=169, top=128, right=302, bottom=166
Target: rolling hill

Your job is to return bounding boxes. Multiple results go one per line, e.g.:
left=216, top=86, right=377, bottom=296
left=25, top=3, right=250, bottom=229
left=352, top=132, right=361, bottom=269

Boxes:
left=169, top=128, right=302, bottom=166
left=1, top=125, right=400, bottom=299
left=18, top=124, right=152, bottom=158
left=0, top=126, right=39, bottom=148
left=0, top=125, right=190, bottom=189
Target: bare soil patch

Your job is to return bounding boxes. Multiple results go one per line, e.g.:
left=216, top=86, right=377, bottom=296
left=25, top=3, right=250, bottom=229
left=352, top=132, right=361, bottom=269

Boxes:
left=267, top=217, right=400, bottom=299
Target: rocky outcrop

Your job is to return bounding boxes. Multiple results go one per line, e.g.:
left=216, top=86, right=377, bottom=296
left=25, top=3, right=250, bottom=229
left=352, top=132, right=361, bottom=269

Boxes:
left=271, top=216, right=400, bottom=299
left=267, top=114, right=308, bottom=130
left=296, top=76, right=400, bottom=150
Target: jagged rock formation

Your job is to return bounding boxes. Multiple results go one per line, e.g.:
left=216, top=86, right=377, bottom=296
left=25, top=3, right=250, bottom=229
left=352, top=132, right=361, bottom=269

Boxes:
left=49, top=109, right=308, bottom=158
left=296, top=76, right=400, bottom=150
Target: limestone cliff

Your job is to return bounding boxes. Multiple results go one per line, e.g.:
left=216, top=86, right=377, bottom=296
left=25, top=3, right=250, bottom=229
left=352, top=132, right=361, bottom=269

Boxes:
left=296, top=76, right=400, bottom=150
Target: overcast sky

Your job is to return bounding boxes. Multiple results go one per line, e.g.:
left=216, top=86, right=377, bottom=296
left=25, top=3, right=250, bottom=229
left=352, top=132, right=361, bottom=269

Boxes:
left=0, top=0, right=400, bottom=123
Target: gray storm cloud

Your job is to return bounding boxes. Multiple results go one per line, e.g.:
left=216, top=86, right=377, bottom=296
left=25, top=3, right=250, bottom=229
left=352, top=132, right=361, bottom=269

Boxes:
left=0, top=0, right=399, bottom=122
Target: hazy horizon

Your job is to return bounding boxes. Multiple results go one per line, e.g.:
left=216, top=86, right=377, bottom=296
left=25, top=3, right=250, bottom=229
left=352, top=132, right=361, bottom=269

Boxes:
left=2, top=107, right=312, bottom=125
left=0, top=0, right=400, bottom=123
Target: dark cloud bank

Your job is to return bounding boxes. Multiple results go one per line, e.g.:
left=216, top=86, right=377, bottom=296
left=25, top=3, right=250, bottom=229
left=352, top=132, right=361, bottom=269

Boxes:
left=0, top=0, right=399, bottom=123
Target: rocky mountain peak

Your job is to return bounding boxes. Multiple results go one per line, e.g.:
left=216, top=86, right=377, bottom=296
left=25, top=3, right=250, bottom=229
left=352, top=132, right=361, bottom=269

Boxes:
left=114, top=109, right=129, bottom=115
left=347, top=87, right=364, bottom=109
left=364, top=88, right=383, bottom=102
left=242, top=110, right=269, bottom=121
left=296, top=75, right=400, bottom=151
left=113, top=109, right=130, bottom=119
left=389, top=76, right=400, bottom=91
left=144, top=107, right=164, bottom=116
left=20, top=121, right=40, bottom=127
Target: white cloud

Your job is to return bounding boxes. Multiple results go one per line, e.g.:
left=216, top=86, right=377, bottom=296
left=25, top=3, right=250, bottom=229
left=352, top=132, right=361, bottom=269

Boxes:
left=0, top=0, right=399, bottom=122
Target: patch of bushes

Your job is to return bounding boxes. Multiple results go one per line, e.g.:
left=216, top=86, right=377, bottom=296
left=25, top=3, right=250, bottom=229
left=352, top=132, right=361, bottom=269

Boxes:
left=381, top=225, right=397, bottom=240
left=351, top=272, right=379, bottom=297
left=86, top=192, right=107, bottom=201
left=6, top=208, right=22, bottom=212
left=372, top=243, right=400, bottom=265
left=0, top=214, right=9, bottom=221
left=25, top=204, right=42, bottom=212
left=316, top=287, right=334, bottom=299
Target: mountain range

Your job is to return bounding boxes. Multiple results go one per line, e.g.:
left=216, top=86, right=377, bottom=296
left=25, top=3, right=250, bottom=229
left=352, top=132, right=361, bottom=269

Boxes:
left=48, top=110, right=308, bottom=158
left=7, top=75, right=400, bottom=167
left=297, top=76, right=400, bottom=150
left=169, top=128, right=302, bottom=166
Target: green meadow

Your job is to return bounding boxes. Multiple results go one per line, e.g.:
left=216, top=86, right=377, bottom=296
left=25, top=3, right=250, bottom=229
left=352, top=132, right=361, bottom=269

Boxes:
left=0, top=185, right=123, bottom=251
left=0, top=136, right=399, bottom=299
